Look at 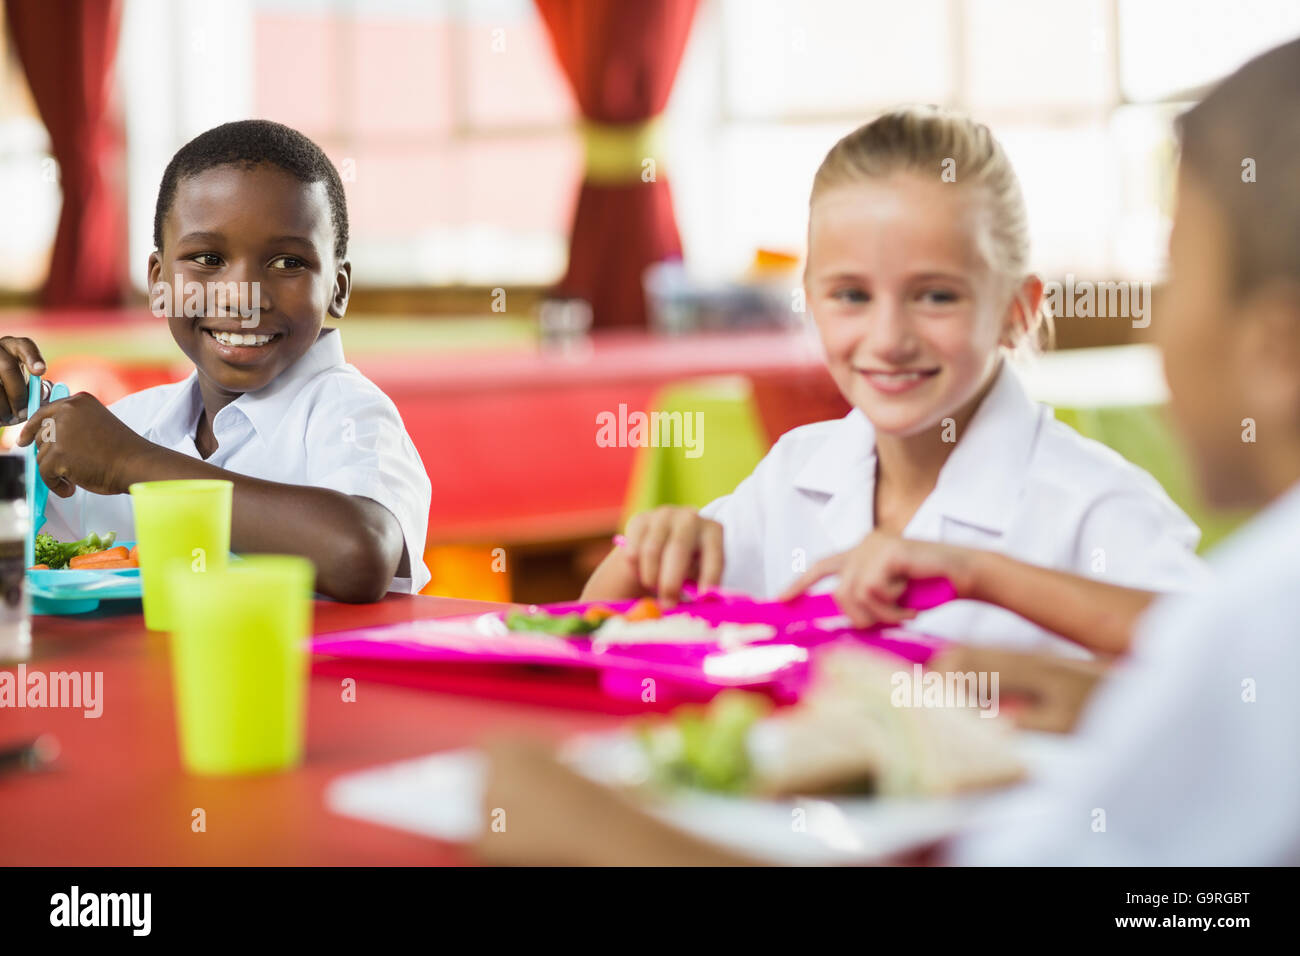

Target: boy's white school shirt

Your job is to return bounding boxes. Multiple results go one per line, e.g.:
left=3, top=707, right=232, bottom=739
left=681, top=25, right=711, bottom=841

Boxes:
left=699, top=361, right=1208, bottom=655
left=42, top=328, right=433, bottom=594
left=950, top=480, right=1300, bottom=865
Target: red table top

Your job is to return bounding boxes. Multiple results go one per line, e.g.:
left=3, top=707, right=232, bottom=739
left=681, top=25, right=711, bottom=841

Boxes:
left=0, top=596, right=632, bottom=866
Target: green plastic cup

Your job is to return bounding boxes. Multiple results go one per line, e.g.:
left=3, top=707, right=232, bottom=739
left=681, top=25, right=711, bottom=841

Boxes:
left=129, top=479, right=233, bottom=631
left=166, top=555, right=315, bottom=776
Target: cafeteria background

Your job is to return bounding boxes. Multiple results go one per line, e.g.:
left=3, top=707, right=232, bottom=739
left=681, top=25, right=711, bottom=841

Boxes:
left=3, top=0, right=1300, bottom=888
left=8, top=0, right=1296, bottom=596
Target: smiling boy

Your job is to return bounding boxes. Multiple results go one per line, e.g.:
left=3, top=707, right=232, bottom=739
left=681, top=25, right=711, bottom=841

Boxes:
left=0, top=120, right=431, bottom=601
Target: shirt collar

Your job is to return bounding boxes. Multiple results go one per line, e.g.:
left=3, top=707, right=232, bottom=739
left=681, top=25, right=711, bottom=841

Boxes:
left=929, top=361, right=1043, bottom=533
left=225, top=327, right=346, bottom=439
left=793, top=360, right=1044, bottom=535
left=146, top=372, right=203, bottom=449
left=146, top=328, right=346, bottom=446
left=791, top=406, right=873, bottom=497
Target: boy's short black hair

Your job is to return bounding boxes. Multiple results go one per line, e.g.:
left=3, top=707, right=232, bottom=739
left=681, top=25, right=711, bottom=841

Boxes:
left=1178, top=37, right=1300, bottom=293
left=153, top=119, right=349, bottom=260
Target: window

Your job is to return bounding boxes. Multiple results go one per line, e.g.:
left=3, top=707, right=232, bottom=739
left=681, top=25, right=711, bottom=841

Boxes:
left=7, top=0, right=1300, bottom=293
left=0, top=31, right=59, bottom=291
left=119, top=0, right=580, bottom=289
left=665, top=0, right=1300, bottom=282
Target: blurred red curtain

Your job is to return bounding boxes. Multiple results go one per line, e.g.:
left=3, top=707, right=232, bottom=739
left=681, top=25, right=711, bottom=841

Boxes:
left=6, top=0, right=126, bottom=307
left=535, top=0, right=698, bottom=330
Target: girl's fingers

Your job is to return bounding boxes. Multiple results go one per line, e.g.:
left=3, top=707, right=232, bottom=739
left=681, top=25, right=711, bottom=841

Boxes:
left=878, top=572, right=907, bottom=600
left=830, top=567, right=869, bottom=625
left=861, top=573, right=914, bottom=624
left=776, top=552, right=846, bottom=601
left=834, top=566, right=912, bottom=628
left=636, top=518, right=672, bottom=593
left=697, top=521, right=725, bottom=591
left=656, top=513, right=699, bottom=606
left=621, top=512, right=645, bottom=549
left=619, top=514, right=649, bottom=570
left=834, top=585, right=878, bottom=628
left=620, top=507, right=716, bottom=601
left=871, top=580, right=909, bottom=616
left=843, top=593, right=900, bottom=628
left=865, top=597, right=915, bottom=625
left=838, top=552, right=909, bottom=621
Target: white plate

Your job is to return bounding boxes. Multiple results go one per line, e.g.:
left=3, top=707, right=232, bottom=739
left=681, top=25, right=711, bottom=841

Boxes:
left=324, top=729, right=1075, bottom=865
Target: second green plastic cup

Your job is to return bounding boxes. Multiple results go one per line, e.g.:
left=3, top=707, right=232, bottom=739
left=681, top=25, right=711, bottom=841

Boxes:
left=129, top=479, right=233, bottom=631
left=166, top=555, right=315, bottom=776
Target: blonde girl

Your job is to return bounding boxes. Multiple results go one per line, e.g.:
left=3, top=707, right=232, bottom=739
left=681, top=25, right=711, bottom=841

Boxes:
left=584, top=107, right=1205, bottom=656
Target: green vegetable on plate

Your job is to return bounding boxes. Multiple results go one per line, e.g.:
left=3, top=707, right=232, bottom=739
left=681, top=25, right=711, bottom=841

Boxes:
left=504, top=608, right=601, bottom=637
left=33, top=531, right=118, bottom=570
left=637, top=690, right=771, bottom=793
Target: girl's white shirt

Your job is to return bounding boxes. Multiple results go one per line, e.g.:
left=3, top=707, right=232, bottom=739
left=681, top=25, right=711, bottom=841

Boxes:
left=700, top=361, right=1209, bottom=655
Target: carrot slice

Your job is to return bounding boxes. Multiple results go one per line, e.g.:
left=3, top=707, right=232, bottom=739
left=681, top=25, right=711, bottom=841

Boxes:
left=582, top=605, right=616, bottom=625
left=128, top=545, right=140, bottom=567
left=30, top=564, right=49, bottom=570
left=72, top=558, right=134, bottom=570
left=69, top=547, right=130, bottom=569
left=624, top=597, right=661, bottom=621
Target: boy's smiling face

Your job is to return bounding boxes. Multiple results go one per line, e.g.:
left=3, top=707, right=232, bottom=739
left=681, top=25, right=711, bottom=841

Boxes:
left=149, top=162, right=350, bottom=398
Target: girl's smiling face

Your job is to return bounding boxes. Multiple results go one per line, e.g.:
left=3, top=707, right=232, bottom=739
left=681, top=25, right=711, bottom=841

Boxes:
left=149, top=162, right=350, bottom=398
left=806, top=174, right=1024, bottom=437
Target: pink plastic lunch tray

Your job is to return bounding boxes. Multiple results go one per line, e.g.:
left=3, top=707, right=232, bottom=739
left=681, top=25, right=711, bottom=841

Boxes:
left=309, top=580, right=956, bottom=704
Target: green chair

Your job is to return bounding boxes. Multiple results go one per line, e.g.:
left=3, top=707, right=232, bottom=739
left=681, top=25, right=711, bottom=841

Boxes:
left=623, top=376, right=769, bottom=522
left=1052, top=404, right=1251, bottom=554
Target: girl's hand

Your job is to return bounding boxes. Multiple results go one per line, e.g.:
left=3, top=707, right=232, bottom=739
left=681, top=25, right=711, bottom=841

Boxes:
left=584, top=506, right=725, bottom=607
left=0, top=335, right=47, bottom=424
left=16, top=391, right=158, bottom=496
left=778, top=530, right=981, bottom=628
left=623, top=507, right=725, bottom=606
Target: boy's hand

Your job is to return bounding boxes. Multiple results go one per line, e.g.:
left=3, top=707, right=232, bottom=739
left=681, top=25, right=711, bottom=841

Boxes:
left=16, top=392, right=156, bottom=497
left=778, top=530, right=980, bottom=628
left=0, top=336, right=47, bottom=424
left=620, top=506, right=725, bottom=607
left=927, top=646, right=1110, bottom=733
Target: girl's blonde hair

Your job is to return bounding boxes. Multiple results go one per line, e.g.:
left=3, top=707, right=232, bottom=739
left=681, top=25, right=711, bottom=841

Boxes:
left=809, top=106, right=1051, bottom=350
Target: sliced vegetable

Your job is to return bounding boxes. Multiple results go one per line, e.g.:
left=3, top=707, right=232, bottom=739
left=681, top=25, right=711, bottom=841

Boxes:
left=503, top=608, right=600, bottom=637
left=29, top=563, right=49, bottom=570
left=71, top=557, right=134, bottom=570
left=504, top=599, right=679, bottom=639
left=624, top=598, right=661, bottom=621
left=582, top=605, right=616, bottom=625
left=69, top=547, right=131, bottom=569
left=636, top=690, right=771, bottom=792
left=33, top=531, right=119, bottom=570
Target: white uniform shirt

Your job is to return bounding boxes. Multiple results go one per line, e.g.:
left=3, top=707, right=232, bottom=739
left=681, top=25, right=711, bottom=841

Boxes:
left=43, top=328, right=432, bottom=594
left=950, top=480, right=1300, bottom=865
left=699, top=362, right=1208, bottom=654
